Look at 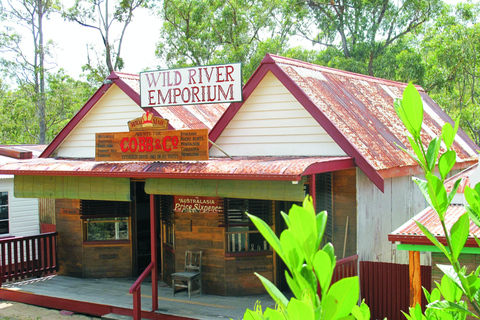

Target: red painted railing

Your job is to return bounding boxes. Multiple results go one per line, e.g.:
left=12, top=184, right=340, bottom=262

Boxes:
left=332, top=254, right=358, bottom=283
left=0, top=232, right=58, bottom=285
left=129, top=262, right=155, bottom=320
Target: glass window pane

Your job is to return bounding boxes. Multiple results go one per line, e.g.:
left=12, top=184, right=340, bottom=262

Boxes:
left=0, top=206, right=8, bottom=220
left=0, top=220, right=8, bottom=234
left=86, top=219, right=129, bottom=241
left=0, top=192, right=7, bottom=206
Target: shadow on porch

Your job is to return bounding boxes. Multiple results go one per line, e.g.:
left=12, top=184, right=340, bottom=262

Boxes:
left=0, top=275, right=277, bottom=320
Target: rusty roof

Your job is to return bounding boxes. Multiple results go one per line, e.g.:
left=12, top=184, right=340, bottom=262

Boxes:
left=211, top=54, right=479, bottom=191
left=388, top=204, right=480, bottom=247
left=0, top=156, right=355, bottom=181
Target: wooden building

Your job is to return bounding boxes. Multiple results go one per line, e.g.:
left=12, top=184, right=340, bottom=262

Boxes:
left=0, top=54, right=478, bottom=296
left=0, top=145, right=46, bottom=238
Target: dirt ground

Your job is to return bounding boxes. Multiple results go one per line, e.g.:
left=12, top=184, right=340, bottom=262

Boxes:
left=0, top=301, right=101, bottom=320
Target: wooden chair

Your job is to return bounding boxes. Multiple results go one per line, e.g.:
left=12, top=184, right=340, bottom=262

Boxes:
left=172, top=250, right=202, bottom=298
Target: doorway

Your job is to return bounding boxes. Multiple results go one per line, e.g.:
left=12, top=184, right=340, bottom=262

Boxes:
left=133, top=181, right=160, bottom=275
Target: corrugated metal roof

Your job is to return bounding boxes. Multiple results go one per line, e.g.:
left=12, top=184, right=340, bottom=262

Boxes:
left=0, top=145, right=47, bottom=179
left=267, top=55, right=479, bottom=173
left=388, top=204, right=480, bottom=247
left=0, top=156, right=354, bottom=181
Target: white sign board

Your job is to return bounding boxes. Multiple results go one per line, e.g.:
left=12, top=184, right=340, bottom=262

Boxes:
left=140, top=63, right=242, bottom=107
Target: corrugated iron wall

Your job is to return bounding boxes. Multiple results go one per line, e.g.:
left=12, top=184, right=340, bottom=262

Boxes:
left=360, top=261, right=431, bottom=320
left=39, top=198, right=55, bottom=225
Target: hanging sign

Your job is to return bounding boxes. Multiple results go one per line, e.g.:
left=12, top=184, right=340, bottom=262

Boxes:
left=173, top=196, right=222, bottom=213
left=95, top=128, right=209, bottom=161
left=139, top=63, right=243, bottom=107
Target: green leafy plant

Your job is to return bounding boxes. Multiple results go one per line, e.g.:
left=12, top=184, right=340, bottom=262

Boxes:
left=395, top=83, right=480, bottom=318
left=239, top=196, right=369, bottom=320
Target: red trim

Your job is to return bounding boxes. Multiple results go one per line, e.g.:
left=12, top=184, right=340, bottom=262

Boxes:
left=388, top=234, right=480, bottom=248
left=302, top=158, right=355, bottom=175
left=210, top=54, right=384, bottom=191
left=108, top=72, right=141, bottom=106
left=0, top=289, right=194, bottom=320
left=40, top=82, right=113, bottom=158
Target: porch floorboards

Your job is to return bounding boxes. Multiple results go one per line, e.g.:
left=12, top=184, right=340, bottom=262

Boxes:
left=0, top=275, right=277, bottom=320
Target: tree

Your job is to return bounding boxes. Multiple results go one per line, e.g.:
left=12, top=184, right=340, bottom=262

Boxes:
left=298, top=0, right=441, bottom=76
left=0, top=70, right=95, bottom=144
left=156, top=0, right=298, bottom=80
left=420, top=2, right=480, bottom=146
left=0, top=0, right=57, bottom=144
left=62, top=0, right=148, bottom=77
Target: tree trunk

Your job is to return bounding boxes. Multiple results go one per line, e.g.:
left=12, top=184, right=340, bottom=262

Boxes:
left=37, top=0, right=47, bottom=144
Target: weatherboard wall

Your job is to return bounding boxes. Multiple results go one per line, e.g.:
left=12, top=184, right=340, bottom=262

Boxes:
left=209, top=71, right=346, bottom=157
left=357, top=169, right=430, bottom=265
left=0, top=178, right=40, bottom=237
left=54, top=85, right=144, bottom=158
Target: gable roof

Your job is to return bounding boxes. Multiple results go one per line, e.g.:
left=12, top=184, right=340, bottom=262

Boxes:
left=210, top=54, right=479, bottom=191
left=41, top=72, right=228, bottom=158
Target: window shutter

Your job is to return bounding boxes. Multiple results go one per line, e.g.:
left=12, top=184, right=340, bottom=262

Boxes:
left=80, top=200, right=131, bottom=219
left=158, top=195, right=174, bottom=222
left=221, top=198, right=273, bottom=227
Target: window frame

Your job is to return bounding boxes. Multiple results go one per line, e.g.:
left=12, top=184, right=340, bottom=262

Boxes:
left=0, top=191, right=9, bottom=236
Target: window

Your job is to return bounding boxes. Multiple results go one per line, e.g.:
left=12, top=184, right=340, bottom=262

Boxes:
left=223, top=198, right=272, bottom=253
left=0, top=192, right=8, bottom=234
left=81, top=200, right=130, bottom=242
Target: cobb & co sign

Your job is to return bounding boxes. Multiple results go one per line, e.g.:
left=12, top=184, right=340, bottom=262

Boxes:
left=139, top=63, right=242, bottom=107
left=95, top=111, right=209, bottom=161
left=174, top=196, right=222, bottom=213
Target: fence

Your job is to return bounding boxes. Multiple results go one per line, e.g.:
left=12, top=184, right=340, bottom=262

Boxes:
left=333, top=254, right=358, bottom=283
left=0, top=232, right=58, bottom=284
left=360, top=261, right=432, bottom=320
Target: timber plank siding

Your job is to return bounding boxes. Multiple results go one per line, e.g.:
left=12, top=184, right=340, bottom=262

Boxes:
left=56, top=199, right=133, bottom=278
left=56, top=199, right=83, bottom=277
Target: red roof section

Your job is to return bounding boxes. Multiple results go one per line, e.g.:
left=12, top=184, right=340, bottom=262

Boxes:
left=0, top=156, right=355, bottom=181
left=210, top=54, right=479, bottom=191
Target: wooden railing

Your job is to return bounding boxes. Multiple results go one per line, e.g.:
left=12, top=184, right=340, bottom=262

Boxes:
left=0, top=232, right=58, bottom=285
left=332, top=254, right=358, bottom=283
left=129, top=262, right=155, bottom=320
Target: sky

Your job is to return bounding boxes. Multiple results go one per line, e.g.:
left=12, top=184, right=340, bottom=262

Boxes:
left=43, top=6, right=162, bottom=80
left=17, top=0, right=466, bottom=82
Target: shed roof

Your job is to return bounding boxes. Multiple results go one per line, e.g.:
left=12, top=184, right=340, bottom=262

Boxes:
left=388, top=164, right=480, bottom=247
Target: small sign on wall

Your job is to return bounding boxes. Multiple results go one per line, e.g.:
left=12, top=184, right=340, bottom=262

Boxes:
left=173, top=196, right=222, bottom=213
left=140, top=63, right=243, bottom=107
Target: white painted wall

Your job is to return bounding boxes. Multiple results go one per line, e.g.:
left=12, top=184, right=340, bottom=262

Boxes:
left=0, top=178, right=39, bottom=237
left=54, top=85, right=145, bottom=158
left=356, top=169, right=431, bottom=265
left=209, top=71, right=347, bottom=157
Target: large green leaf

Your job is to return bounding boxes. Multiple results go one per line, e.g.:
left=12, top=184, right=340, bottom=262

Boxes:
left=316, top=210, right=328, bottom=251
left=263, top=307, right=287, bottom=320
left=286, top=297, right=315, bottom=320
left=280, top=230, right=302, bottom=272
left=426, top=137, right=441, bottom=172
left=288, top=203, right=317, bottom=266
left=313, top=250, right=334, bottom=296
left=254, top=273, right=289, bottom=308
left=447, top=179, right=462, bottom=208
left=427, top=300, right=477, bottom=317
left=436, top=265, right=464, bottom=299
left=413, top=178, right=435, bottom=213
left=415, top=221, right=450, bottom=257
left=426, top=173, right=448, bottom=219
left=322, top=277, right=359, bottom=320
left=395, top=83, right=424, bottom=139
left=438, top=150, right=457, bottom=181
left=243, top=309, right=265, bottom=320
left=248, top=213, right=285, bottom=262
left=450, top=213, right=470, bottom=262
left=442, top=122, right=455, bottom=150
left=465, top=186, right=480, bottom=218
left=407, top=136, right=427, bottom=169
